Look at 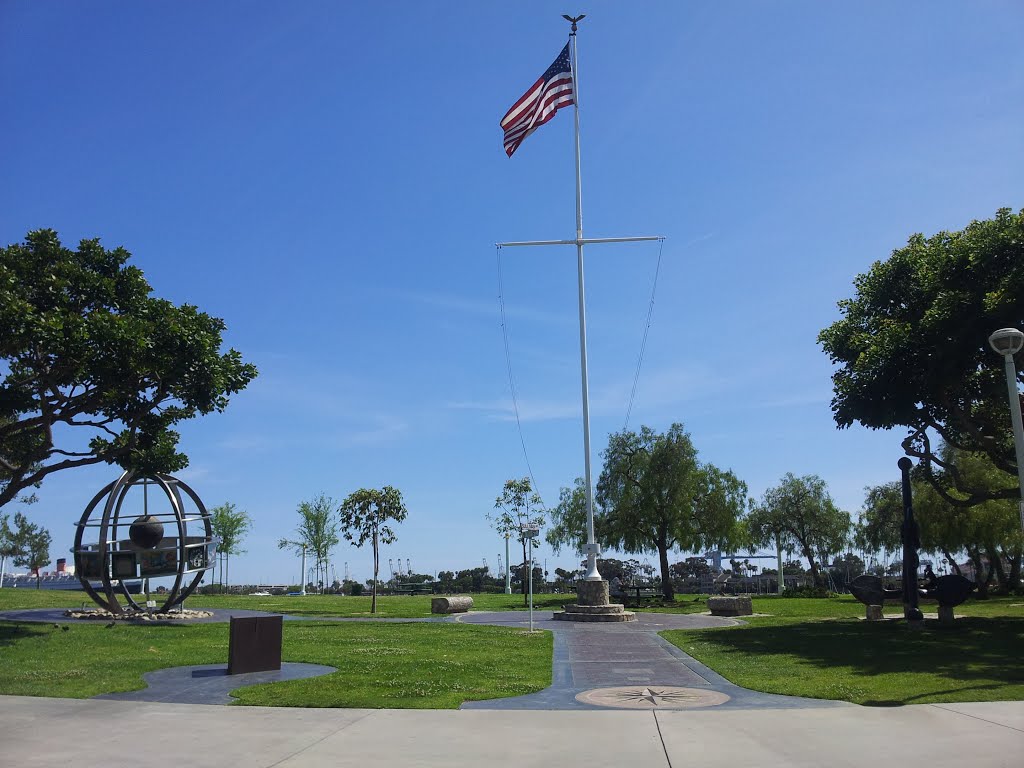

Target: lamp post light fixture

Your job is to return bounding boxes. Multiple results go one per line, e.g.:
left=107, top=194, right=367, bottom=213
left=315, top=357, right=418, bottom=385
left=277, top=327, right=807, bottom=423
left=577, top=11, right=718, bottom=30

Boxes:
left=520, top=522, right=541, bottom=632
left=988, top=327, right=1024, bottom=533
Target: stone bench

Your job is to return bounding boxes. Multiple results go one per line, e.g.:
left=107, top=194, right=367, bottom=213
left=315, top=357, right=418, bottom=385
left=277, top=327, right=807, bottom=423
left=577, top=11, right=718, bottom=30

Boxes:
left=431, top=596, right=473, bottom=614
left=707, top=595, right=752, bottom=616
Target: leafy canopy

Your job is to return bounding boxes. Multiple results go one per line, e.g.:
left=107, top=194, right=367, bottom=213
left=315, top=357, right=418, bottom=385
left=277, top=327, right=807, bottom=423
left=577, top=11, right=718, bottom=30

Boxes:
left=746, top=473, right=851, bottom=585
left=339, top=486, right=408, bottom=613
left=818, top=208, right=1024, bottom=504
left=279, top=494, right=340, bottom=564
left=209, top=502, right=251, bottom=557
left=548, top=424, right=747, bottom=599
left=0, top=230, right=257, bottom=507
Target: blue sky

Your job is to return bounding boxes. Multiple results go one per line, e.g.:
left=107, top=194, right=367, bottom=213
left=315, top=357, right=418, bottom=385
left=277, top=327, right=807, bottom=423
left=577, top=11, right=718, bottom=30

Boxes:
left=2, top=2, right=1022, bottom=586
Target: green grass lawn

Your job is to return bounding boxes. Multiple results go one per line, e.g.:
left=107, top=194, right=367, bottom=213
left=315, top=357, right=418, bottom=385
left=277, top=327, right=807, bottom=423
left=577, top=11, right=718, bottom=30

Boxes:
left=662, top=595, right=1024, bottom=705
left=0, top=619, right=552, bottom=708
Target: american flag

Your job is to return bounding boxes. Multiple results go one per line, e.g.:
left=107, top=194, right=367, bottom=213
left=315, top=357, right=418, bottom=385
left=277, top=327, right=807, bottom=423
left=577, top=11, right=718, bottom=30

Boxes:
left=501, top=43, right=575, bottom=158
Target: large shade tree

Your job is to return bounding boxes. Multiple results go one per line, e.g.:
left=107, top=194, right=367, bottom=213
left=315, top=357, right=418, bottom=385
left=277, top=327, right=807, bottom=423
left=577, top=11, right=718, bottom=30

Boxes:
left=819, top=208, right=1024, bottom=506
left=547, top=424, right=747, bottom=600
left=746, top=474, right=851, bottom=587
left=339, top=486, right=408, bottom=614
left=0, top=230, right=257, bottom=507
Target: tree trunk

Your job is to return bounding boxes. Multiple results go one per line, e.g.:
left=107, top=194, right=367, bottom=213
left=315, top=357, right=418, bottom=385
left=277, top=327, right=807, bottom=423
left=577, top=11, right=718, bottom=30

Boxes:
left=1002, top=546, right=1021, bottom=591
left=968, top=548, right=990, bottom=598
left=800, top=541, right=821, bottom=587
left=371, top=529, right=378, bottom=614
left=658, top=543, right=673, bottom=601
left=942, top=548, right=962, bottom=576
left=987, top=544, right=1008, bottom=592
left=1, top=555, right=6, bottom=589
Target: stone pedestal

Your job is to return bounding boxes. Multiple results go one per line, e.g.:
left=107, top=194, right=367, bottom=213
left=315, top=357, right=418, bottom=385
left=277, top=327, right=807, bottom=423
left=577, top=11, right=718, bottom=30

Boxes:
left=576, top=580, right=610, bottom=606
left=866, top=604, right=884, bottom=621
left=552, top=580, right=635, bottom=623
left=938, top=604, right=956, bottom=625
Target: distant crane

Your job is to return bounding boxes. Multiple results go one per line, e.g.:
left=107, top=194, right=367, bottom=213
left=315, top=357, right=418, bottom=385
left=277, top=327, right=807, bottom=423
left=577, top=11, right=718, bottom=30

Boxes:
left=483, top=557, right=489, bottom=574
left=406, top=558, right=412, bottom=576
left=497, top=554, right=504, bottom=578
left=388, top=559, right=396, bottom=580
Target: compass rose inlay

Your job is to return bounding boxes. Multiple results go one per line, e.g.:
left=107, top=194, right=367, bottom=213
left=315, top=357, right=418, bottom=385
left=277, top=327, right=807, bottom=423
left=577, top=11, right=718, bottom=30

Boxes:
left=575, top=686, right=730, bottom=710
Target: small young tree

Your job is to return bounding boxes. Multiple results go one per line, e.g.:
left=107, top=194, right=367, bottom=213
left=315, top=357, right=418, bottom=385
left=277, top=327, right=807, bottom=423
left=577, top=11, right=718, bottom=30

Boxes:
left=491, top=478, right=544, bottom=606
left=339, top=486, right=408, bottom=614
left=0, top=513, right=26, bottom=588
left=11, top=517, right=51, bottom=589
left=210, top=502, right=251, bottom=589
left=278, top=494, right=339, bottom=594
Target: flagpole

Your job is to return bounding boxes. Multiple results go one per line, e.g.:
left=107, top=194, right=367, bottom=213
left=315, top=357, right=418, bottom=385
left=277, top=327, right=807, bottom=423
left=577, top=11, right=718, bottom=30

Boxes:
left=565, top=15, right=602, bottom=582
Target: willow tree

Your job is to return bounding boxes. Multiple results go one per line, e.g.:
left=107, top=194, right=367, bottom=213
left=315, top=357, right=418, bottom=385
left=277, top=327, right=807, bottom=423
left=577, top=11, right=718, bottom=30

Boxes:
left=548, top=424, right=747, bottom=600
left=747, top=474, right=850, bottom=587
left=279, top=494, right=339, bottom=594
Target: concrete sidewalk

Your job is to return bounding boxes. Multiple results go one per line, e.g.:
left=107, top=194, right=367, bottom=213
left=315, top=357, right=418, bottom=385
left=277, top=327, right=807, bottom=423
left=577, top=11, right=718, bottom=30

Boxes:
left=1, top=695, right=1022, bottom=767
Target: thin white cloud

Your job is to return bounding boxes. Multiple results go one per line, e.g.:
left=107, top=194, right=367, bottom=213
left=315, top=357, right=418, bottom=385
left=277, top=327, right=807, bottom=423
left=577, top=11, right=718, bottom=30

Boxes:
left=404, top=290, right=573, bottom=327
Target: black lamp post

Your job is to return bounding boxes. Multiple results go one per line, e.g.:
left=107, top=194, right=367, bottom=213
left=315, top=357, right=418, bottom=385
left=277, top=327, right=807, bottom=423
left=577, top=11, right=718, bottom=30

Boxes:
left=898, top=457, right=924, bottom=622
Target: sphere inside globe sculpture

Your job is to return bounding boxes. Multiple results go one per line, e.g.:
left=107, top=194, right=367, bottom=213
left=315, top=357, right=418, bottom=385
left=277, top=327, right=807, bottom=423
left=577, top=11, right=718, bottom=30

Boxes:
left=128, top=515, right=164, bottom=549
left=73, top=471, right=218, bottom=615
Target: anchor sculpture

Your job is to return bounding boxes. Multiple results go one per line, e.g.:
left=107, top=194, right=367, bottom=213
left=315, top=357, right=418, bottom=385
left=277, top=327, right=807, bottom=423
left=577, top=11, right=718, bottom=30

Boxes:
left=849, top=458, right=974, bottom=621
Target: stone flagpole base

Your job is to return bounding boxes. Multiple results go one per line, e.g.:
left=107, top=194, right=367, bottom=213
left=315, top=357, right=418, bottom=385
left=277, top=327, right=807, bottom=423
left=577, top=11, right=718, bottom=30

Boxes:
left=552, top=580, right=635, bottom=623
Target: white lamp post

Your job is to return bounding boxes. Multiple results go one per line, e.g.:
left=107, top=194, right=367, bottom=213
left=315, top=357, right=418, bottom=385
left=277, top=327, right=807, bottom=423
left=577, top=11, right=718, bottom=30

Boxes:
left=521, top=522, right=541, bottom=632
left=988, top=327, right=1024, bottom=533
left=504, top=533, right=512, bottom=594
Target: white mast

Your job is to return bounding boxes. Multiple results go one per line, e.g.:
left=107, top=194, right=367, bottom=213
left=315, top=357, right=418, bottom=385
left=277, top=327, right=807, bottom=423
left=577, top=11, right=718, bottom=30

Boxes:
left=499, top=15, right=661, bottom=583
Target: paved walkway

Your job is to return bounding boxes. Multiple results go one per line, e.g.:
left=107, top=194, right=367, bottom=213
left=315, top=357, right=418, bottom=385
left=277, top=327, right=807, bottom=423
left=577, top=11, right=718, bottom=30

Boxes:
left=2, top=695, right=1021, bottom=767
left=457, top=610, right=850, bottom=710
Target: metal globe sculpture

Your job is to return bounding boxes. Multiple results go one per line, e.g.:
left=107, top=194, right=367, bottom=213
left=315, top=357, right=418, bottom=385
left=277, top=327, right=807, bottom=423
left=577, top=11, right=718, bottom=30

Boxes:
left=73, top=470, right=218, bottom=614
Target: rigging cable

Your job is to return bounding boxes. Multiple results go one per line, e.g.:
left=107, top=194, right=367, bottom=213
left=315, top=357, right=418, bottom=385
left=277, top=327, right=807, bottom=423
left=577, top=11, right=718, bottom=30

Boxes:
left=495, top=245, right=547, bottom=509
left=623, top=236, right=666, bottom=430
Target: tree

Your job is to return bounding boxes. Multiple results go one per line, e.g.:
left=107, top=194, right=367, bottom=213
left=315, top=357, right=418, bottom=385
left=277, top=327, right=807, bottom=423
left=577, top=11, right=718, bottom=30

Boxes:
left=209, top=502, right=251, bottom=590
left=0, top=513, right=26, bottom=588
left=278, top=494, right=339, bottom=596
left=547, top=424, right=748, bottom=601
left=0, top=230, right=257, bottom=508
left=860, top=447, right=1023, bottom=594
left=339, top=486, right=408, bottom=614
left=819, top=208, right=1024, bottom=505
left=9, top=514, right=51, bottom=588
left=856, top=482, right=904, bottom=554
left=491, top=478, right=544, bottom=606
left=746, top=474, right=851, bottom=587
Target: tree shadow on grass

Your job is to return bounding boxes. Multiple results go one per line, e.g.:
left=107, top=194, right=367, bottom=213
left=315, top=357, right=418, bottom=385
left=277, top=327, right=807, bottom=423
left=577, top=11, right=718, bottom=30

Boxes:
left=686, top=618, right=1024, bottom=704
left=0, top=621, right=52, bottom=648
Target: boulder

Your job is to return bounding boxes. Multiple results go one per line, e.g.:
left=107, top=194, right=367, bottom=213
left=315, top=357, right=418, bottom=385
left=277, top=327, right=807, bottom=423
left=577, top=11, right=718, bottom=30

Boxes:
left=707, top=596, right=752, bottom=616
